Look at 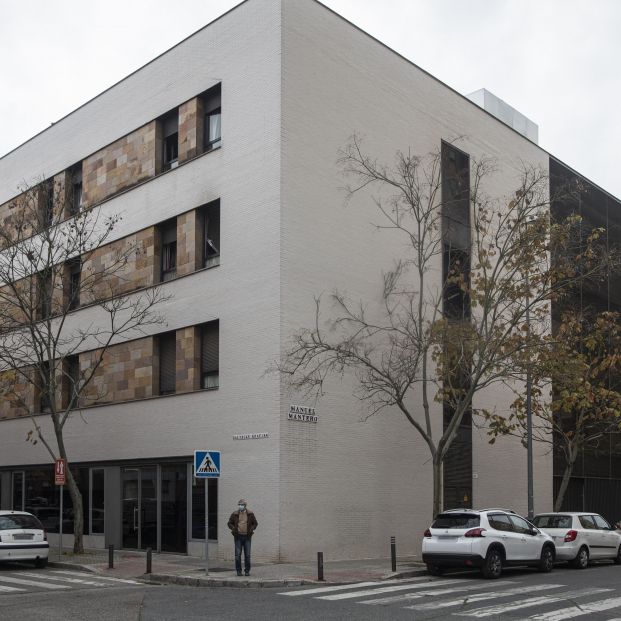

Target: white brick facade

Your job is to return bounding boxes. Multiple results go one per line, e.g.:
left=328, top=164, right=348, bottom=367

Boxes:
left=0, top=0, right=554, bottom=562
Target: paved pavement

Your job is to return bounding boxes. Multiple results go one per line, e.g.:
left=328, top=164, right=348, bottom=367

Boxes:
left=47, top=547, right=426, bottom=587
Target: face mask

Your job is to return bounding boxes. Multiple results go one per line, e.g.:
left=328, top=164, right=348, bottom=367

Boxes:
left=239, top=504, right=246, bottom=512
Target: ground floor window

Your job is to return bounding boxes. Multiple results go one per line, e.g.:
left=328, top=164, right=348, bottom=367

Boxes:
left=191, top=477, right=218, bottom=540
left=12, top=471, right=24, bottom=511
left=3, top=458, right=218, bottom=552
left=90, top=469, right=105, bottom=534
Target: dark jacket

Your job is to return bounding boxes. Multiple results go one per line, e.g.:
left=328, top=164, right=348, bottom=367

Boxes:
left=228, top=510, right=258, bottom=538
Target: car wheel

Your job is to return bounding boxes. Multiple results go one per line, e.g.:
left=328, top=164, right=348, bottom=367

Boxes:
left=614, top=545, right=621, bottom=565
left=426, top=563, right=444, bottom=576
left=34, top=557, right=48, bottom=569
left=570, top=546, right=589, bottom=569
left=538, top=545, right=554, bottom=573
left=481, top=547, right=503, bottom=579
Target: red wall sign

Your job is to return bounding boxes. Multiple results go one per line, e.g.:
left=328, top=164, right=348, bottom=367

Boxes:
left=55, top=458, right=67, bottom=486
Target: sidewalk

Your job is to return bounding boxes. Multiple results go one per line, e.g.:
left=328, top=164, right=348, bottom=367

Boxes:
left=47, top=548, right=427, bottom=588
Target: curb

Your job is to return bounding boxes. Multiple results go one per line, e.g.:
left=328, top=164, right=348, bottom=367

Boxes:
left=142, top=567, right=430, bottom=588
left=144, top=574, right=318, bottom=588
left=45, top=562, right=429, bottom=588
left=48, top=561, right=98, bottom=574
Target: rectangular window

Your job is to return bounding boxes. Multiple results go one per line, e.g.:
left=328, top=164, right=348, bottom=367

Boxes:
left=67, top=259, right=81, bottom=310
left=202, top=84, right=221, bottom=152
left=160, top=219, right=177, bottom=282
left=39, top=361, right=53, bottom=413
left=201, top=321, right=219, bottom=389
left=12, top=471, right=24, bottom=511
left=41, top=179, right=54, bottom=227
left=158, top=331, right=177, bottom=395
left=65, top=354, right=80, bottom=408
left=69, top=164, right=83, bottom=215
left=191, top=477, right=218, bottom=540
left=162, top=111, right=179, bottom=171
left=90, top=469, right=104, bottom=534
left=37, top=271, right=53, bottom=320
left=203, top=201, right=220, bottom=268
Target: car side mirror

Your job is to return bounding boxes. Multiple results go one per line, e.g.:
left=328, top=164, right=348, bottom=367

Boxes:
left=529, top=528, right=538, bottom=536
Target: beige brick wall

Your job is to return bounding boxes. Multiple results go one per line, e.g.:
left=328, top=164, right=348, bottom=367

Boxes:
left=80, top=337, right=155, bottom=405
left=176, top=326, right=200, bottom=392
left=179, top=97, right=204, bottom=163
left=81, top=227, right=156, bottom=302
left=82, top=121, right=158, bottom=207
left=176, top=211, right=201, bottom=276
left=0, top=368, right=34, bottom=420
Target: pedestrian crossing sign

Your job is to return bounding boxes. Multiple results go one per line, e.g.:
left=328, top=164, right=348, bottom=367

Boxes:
left=194, top=450, right=221, bottom=478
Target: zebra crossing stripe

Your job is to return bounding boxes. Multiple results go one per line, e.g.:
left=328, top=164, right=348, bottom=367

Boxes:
left=526, top=596, right=621, bottom=620
left=318, top=578, right=476, bottom=601
left=0, top=584, right=25, bottom=593
left=19, top=572, right=110, bottom=587
left=279, top=581, right=380, bottom=596
left=455, top=588, right=612, bottom=618
left=362, top=580, right=515, bottom=605
left=0, top=575, right=70, bottom=590
left=408, top=583, right=565, bottom=610
left=49, top=570, right=142, bottom=585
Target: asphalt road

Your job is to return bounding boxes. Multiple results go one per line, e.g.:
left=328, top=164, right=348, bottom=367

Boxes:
left=1, top=562, right=621, bottom=620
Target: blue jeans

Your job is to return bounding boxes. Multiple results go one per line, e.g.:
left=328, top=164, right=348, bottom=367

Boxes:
left=235, top=535, right=251, bottom=574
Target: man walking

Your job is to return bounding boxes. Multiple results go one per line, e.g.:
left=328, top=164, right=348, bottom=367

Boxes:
left=227, top=499, right=258, bottom=576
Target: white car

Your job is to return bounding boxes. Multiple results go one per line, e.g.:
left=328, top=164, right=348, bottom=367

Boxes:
left=0, top=510, right=49, bottom=568
left=532, top=512, right=621, bottom=569
left=422, top=509, right=556, bottom=579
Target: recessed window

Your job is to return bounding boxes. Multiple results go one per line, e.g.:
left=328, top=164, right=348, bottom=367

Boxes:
left=65, top=355, right=80, bottom=408
left=69, top=164, right=83, bottom=215
left=41, top=179, right=54, bottom=228
left=203, top=201, right=220, bottom=268
left=202, top=84, right=221, bottom=152
left=201, top=321, right=219, bottom=389
left=67, top=259, right=81, bottom=310
left=158, top=331, right=176, bottom=395
left=161, top=111, right=179, bottom=171
left=90, top=469, right=105, bottom=535
left=36, top=271, right=53, bottom=320
left=160, top=219, right=177, bottom=282
left=39, top=361, right=52, bottom=413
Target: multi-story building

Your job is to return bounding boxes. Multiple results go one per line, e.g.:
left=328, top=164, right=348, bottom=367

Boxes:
left=0, top=0, right=618, bottom=562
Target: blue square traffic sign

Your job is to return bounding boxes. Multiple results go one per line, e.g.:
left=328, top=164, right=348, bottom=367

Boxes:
left=194, top=450, right=221, bottom=478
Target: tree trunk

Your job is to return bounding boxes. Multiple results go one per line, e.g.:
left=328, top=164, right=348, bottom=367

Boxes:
left=432, top=454, right=443, bottom=519
left=65, top=466, right=84, bottom=554
left=554, top=446, right=578, bottom=512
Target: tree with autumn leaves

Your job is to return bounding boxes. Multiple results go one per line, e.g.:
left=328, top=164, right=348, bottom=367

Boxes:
left=277, top=136, right=612, bottom=518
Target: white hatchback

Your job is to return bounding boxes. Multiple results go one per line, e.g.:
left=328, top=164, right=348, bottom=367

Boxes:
left=0, top=510, right=49, bottom=568
left=532, top=512, right=621, bottom=569
left=422, top=509, right=555, bottom=579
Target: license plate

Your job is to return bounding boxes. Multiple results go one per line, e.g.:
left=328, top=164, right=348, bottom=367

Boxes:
left=12, top=533, right=34, bottom=540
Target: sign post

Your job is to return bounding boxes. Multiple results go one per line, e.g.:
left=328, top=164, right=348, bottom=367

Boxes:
left=193, top=450, right=220, bottom=575
left=54, top=459, right=66, bottom=559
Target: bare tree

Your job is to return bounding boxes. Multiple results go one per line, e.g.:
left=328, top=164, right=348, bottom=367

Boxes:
left=0, top=177, right=168, bottom=553
left=277, top=136, right=605, bottom=518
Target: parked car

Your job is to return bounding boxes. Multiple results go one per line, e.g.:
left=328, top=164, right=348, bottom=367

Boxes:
left=0, top=510, right=49, bottom=568
left=532, top=512, right=621, bottom=568
left=422, top=508, right=556, bottom=579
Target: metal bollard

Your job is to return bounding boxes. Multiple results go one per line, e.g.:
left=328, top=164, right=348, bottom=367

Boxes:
left=108, top=544, right=114, bottom=569
left=146, top=547, right=152, bottom=574
left=391, top=536, right=397, bottom=572
left=317, top=552, right=324, bottom=581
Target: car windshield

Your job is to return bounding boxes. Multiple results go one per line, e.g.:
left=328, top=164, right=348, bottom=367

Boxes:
left=0, top=514, right=43, bottom=530
left=532, top=515, right=572, bottom=529
left=432, top=513, right=480, bottom=529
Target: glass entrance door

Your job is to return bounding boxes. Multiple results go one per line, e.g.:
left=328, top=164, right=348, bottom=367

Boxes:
left=122, top=467, right=157, bottom=550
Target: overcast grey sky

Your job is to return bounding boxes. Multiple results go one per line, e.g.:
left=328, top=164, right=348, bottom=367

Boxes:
left=1, top=0, right=619, bottom=197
